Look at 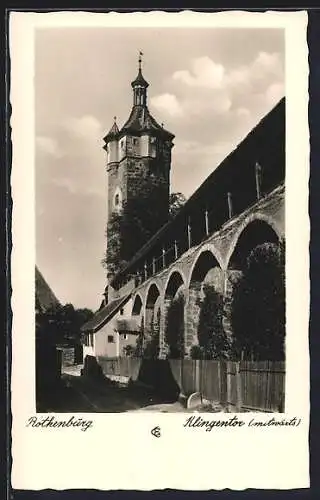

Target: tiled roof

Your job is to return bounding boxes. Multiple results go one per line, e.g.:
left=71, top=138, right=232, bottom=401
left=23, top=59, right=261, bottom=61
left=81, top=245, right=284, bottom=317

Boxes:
left=81, top=294, right=131, bottom=333
left=120, top=106, right=174, bottom=139
left=104, top=121, right=119, bottom=143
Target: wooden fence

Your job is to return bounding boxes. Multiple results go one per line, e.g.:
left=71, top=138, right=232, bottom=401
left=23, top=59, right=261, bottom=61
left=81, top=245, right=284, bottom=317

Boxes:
left=97, top=356, right=141, bottom=382
left=169, top=359, right=285, bottom=412
left=95, top=356, right=285, bottom=412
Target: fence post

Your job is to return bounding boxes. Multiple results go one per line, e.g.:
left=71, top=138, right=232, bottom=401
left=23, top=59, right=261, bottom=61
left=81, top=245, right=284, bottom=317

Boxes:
left=235, top=362, right=242, bottom=412
left=226, top=361, right=232, bottom=412
left=219, top=360, right=227, bottom=408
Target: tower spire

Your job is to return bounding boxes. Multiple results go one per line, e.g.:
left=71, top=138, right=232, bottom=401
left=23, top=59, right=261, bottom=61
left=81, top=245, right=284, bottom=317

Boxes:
left=131, top=52, right=149, bottom=107
left=138, top=50, right=143, bottom=71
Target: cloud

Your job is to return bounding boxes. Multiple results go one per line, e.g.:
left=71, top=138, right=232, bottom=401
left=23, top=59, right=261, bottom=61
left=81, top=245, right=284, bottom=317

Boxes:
left=236, top=107, right=251, bottom=119
left=253, top=51, right=283, bottom=76
left=172, top=52, right=284, bottom=94
left=152, top=51, right=283, bottom=127
left=173, top=56, right=225, bottom=89
left=36, top=136, right=63, bottom=158
left=265, top=82, right=285, bottom=106
left=150, top=93, right=183, bottom=117
left=63, top=115, right=102, bottom=139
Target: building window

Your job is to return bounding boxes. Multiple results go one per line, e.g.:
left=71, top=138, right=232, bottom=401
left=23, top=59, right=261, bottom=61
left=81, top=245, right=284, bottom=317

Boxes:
left=121, top=140, right=125, bottom=150
left=113, top=188, right=122, bottom=211
left=133, top=138, right=138, bottom=145
left=123, top=334, right=128, bottom=340
left=85, top=333, right=94, bottom=347
left=108, top=335, right=114, bottom=343
left=120, top=308, right=124, bottom=315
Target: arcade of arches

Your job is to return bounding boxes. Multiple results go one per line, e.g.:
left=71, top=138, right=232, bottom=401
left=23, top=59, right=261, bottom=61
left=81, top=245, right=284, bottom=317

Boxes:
left=130, top=216, right=285, bottom=361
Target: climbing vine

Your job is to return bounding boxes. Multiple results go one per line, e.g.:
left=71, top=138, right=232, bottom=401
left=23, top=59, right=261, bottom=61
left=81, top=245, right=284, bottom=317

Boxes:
left=165, top=294, right=185, bottom=359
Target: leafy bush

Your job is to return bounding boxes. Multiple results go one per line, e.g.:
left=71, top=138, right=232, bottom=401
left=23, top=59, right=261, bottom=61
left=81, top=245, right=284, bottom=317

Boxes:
left=165, top=294, right=185, bottom=359
left=196, top=284, right=230, bottom=359
left=102, top=189, right=186, bottom=278
left=230, top=242, right=285, bottom=361
left=144, top=308, right=161, bottom=359
left=36, top=303, right=94, bottom=347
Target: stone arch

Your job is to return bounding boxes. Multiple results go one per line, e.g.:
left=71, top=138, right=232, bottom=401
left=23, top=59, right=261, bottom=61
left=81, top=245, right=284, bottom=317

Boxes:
left=144, top=283, right=161, bottom=337
left=132, top=293, right=143, bottom=316
left=188, top=244, right=224, bottom=287
left=227, top=216, right=280, bottom=271
left=226, top=213, right=282, bottom=270
left=188, top=246, right=224, bottom=291
left=224, top=215, right=284, bottom=354
left=163, top=270, right=186, bottom=359
left=186, top=248, right=224, bottom=356
left=164, top=270, right=186, bottom=300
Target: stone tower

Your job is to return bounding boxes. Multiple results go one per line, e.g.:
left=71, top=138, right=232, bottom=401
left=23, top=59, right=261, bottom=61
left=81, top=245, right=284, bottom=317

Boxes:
left=103, top=54, right=175, bottom=278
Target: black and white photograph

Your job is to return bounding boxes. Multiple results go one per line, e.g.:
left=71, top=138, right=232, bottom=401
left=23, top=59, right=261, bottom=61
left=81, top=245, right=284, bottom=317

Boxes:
left=34, top=23, right=287, bottom=414
left=10, top=10, right=309, bottom=491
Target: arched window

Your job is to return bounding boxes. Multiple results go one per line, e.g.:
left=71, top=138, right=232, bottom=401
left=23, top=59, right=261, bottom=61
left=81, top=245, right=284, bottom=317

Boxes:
left=113, top=188, right=122, bottom=211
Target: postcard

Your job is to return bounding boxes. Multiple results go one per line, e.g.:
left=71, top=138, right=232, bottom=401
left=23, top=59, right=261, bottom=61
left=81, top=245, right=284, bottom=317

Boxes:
left=10, top=9, right=310, bottom=491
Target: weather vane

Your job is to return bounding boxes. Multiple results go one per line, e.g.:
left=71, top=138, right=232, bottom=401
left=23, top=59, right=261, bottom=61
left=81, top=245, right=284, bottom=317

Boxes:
left=138, top=51, right=143, bottom=70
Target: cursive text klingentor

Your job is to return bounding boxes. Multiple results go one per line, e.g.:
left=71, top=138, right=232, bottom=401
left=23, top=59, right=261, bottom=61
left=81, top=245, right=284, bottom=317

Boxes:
left=184, top=415, right=245, bottom=431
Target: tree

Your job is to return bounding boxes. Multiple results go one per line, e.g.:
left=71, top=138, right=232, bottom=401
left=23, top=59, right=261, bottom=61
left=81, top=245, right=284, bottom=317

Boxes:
left=123, top=345, right=135, bottom=357
left=165, top=294, right=185, bottom=358
left=102, top=186, right=187, bottom=278
left=144, top=308, right=161, bottom=359
left=102, top=179, right=170, bottom=278
left=134, top=316, right=145, bottom=358
left=230, top=242, right=285, bottom=361
left=169, top=192, right=186, bottom=220
left=36, top=303, right=94, bottom=347
left=196, top=285, right=230, bottom=359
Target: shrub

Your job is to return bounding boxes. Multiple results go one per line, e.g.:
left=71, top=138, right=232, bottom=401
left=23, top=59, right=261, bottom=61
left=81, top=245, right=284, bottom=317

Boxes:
left=230, top=242, right=285, bottom=361
left=165, top=294, right=185, bottom=359
left=197, top=285, right=230, bottom=359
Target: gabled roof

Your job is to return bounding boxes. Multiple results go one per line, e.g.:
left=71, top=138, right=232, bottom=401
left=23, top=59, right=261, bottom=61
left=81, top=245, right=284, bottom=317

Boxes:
left=120, top=106, right=174, bottom=140
left=35, top=267, right=60, bottom=312
left=81, top=294, right=131, bottom=333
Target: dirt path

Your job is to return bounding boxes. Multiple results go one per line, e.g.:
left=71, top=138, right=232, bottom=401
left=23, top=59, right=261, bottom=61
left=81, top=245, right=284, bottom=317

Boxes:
left=38, top=365, right=224, bottom=413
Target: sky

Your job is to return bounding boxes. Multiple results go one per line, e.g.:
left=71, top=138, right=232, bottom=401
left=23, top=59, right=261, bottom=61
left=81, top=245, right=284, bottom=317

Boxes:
left=35, top=27, right=285, bottom=311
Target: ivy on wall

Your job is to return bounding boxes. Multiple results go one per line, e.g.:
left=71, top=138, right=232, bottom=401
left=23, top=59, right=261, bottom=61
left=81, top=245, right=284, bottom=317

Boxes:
left=191, top=284, right=230, bottom=360
left=165, top=294, right=185, bottom=359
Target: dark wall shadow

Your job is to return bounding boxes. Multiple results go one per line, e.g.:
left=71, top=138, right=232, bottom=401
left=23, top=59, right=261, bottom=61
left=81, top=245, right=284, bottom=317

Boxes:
left=136, top=358, right=180, bottom=403
left=82, top=355, right=106, bottom=380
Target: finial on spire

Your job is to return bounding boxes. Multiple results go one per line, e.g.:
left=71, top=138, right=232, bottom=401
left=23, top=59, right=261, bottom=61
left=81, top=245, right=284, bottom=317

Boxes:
left=138, top=51, right=143, bottom=70
left=113, top=116, right=117, bottom=123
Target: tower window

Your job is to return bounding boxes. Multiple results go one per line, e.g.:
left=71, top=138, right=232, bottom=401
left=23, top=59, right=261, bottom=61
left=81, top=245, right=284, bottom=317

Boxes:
left=113, top=188, right=122, bottom=210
